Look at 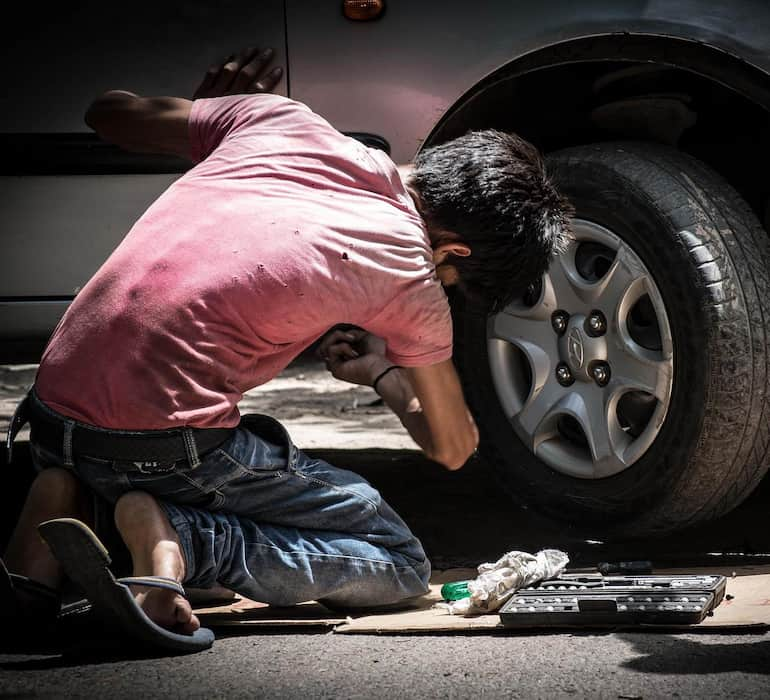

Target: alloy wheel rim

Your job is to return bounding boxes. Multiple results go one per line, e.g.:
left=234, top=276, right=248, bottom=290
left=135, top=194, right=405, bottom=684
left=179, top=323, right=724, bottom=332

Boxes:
left=487, top=219, right=674, bottom=479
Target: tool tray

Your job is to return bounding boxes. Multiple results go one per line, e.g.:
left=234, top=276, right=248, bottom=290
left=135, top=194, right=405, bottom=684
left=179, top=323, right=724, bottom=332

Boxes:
left=499, top=573, right=727, bottom=627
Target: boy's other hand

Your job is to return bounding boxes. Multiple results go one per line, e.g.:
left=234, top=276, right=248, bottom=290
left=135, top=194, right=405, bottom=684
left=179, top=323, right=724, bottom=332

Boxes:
left=193, top=47, right=283, bottom=99
left=317, top=329, right=391, bottom=387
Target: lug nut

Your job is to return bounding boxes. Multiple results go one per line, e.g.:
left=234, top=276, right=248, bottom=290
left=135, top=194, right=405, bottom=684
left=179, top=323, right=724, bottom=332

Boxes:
left=552, top=311, right=569, bottom=336
left=591, top=362, right=611, bottom=387
left=556, top=363, right=574, bottom=387
left=586, top=311, right=607, bottom=337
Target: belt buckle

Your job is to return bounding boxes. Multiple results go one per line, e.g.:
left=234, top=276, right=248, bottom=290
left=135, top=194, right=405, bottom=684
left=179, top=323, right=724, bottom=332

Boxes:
left=132, top=460, right=177, bottom=474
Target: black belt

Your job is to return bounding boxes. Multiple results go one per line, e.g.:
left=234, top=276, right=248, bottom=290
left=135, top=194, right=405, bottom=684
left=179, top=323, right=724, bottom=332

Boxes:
left=18, top=393, right=233, bottom=465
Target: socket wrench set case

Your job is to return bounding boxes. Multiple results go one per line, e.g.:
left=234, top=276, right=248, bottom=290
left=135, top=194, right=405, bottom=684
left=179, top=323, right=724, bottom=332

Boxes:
left=499, top=573, right=727, bottom=627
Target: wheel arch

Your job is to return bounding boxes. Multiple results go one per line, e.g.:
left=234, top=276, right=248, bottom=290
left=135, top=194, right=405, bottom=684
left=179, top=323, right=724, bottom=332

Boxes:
left=424, top=33, right=770, bottom=226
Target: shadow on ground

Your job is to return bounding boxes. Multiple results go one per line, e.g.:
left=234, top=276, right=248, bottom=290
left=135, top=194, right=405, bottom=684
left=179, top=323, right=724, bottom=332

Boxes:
left=4, top=441, right=769, bottom=570
left=313, top=447, right=770, bottom=569
left=617, top=633, right=770, bottom=675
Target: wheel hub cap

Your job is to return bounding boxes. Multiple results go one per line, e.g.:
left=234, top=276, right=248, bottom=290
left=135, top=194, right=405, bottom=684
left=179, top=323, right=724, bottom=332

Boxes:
left=486, top=219, right=674, bottom=480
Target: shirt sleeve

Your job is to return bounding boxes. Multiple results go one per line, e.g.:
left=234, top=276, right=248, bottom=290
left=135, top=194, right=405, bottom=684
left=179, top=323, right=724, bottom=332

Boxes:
left=188, top=94, right=289, bottom=163
left=368, top=279, right=454, bottom=367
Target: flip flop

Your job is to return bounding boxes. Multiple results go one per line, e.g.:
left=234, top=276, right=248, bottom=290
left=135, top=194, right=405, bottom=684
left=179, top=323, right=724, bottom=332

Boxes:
left=0, top=558, right=60, bottom=622
left=38, top=518, right=214, bottom=654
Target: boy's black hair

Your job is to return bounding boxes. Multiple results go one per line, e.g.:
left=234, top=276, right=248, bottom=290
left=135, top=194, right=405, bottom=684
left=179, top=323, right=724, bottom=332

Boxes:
left=411, top=129, right=572, bottom=311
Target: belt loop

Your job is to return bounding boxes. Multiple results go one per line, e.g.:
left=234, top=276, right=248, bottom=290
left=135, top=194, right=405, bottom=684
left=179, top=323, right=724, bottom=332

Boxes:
left=183, top=428, right=201, bottom=468
left=62, top=420, right=75, bottom=467
left=6, top=393, right=31, bottom=465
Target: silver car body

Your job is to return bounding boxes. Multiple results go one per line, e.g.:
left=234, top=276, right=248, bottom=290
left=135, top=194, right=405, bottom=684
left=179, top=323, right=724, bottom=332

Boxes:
left=2, top=0, right=770, bottom=357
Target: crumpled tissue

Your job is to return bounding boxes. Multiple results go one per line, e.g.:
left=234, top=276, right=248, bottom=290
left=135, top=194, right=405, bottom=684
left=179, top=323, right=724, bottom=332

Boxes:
left=437, top=549, right=570, bottom=616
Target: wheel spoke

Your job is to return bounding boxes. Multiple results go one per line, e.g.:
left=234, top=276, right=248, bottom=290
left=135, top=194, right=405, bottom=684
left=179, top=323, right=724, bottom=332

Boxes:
left=488, top=310, right=558, bottom=375
left=594, top=244, right=650, bottom=318
left=500, top=268, right=559, bottom=324
left=514, top=382, right=563, bottom=449
left=613, top=336, right=672, bottom=403
left=546, top=241, right=596, bottom=308
left=564, top=389, right=631, bottom=478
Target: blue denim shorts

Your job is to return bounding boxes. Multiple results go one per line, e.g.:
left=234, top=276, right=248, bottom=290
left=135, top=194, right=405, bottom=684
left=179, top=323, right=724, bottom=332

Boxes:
left=24, top=399, right=431, bottom=607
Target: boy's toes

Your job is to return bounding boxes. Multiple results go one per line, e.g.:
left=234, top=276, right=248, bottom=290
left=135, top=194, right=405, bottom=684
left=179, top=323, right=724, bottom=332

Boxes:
left=175, top=595, right=201, bottom=634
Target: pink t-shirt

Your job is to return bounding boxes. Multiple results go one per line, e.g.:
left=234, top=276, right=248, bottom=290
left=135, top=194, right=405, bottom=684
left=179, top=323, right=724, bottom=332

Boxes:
left=36, top=94, right=452, bottom=429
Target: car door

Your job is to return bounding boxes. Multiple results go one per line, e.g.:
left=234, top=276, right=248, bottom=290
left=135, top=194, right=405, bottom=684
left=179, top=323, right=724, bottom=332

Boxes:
left=0, top=0, right=287, bottom=360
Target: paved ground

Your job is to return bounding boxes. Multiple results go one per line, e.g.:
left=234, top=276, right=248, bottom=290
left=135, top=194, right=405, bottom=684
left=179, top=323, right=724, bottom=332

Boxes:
left=1, top=359, right=769, bottom=697
left=3, top=632, right=769, bottom=699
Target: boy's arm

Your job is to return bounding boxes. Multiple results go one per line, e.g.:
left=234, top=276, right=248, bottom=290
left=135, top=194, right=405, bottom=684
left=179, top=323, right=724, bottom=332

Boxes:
left=319, top=330, right=479, bottom=470
left=85, top=92, right=193, bottom=158
left=84, top=47, right=282, bottom=159
left=378, top=361, right=479, bottom=471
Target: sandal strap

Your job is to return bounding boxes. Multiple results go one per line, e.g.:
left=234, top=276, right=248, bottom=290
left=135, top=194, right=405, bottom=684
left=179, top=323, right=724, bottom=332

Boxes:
left=118, top=576, right=186, bottom=596
left=1, top=561, right=60, bottom=619
left=9, top=573, right=60, bottom=601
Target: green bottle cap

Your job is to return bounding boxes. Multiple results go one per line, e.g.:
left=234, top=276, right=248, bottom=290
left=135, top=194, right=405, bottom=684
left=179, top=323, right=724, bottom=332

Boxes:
left=440, top=580, right=471, bottom=601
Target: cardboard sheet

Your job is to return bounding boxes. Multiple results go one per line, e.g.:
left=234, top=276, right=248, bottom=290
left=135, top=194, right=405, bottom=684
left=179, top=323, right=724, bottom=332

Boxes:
left=194, top=567, right=770, bottom=634
left=195, top=598, right=346, bottom=629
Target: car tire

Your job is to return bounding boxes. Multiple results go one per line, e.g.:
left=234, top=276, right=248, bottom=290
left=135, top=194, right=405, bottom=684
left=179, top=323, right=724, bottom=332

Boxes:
left=453, top=141, right=770, bottom=537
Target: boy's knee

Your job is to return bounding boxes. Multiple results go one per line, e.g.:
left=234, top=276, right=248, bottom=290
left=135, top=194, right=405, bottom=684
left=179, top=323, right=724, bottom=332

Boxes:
left=113, top=490, right=161, bottom=532
left=320, top=558, right=431, bottom=611
left=30, top=467, right=79, bottom=501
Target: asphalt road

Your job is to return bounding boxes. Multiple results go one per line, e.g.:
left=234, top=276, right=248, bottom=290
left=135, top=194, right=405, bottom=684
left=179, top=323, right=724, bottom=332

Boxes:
left=3, top=632, right=769, bottom=699
left=2, top=361, right=769, bottom=697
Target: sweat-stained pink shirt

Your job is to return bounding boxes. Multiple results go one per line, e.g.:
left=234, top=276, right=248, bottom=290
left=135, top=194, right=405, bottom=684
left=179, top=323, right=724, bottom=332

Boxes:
left=35, top=94, right=452, bottom=430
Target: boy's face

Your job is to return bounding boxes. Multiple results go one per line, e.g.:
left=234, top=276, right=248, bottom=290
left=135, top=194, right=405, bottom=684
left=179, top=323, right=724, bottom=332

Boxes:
left=435, top=262, right=460, bottom=287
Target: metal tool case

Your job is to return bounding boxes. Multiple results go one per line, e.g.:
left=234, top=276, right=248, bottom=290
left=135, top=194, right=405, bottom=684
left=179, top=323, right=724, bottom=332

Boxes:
left=499, top=574, right=727, bottom=627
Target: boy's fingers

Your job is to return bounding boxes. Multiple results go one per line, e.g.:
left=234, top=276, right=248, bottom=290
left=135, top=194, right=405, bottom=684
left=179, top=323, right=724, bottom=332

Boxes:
left=318, top=329, right=363, bottom=358
left=230, top=47, right=273, bottom=94
left=327, top=342, right=359, bottom=361
left=194, top=66, right=219, bottom=98
left=318, top=331, right=347, bottom=358
left=252, top=67, right=283, bottom=93
left=213, top=47, right=254, bottom=94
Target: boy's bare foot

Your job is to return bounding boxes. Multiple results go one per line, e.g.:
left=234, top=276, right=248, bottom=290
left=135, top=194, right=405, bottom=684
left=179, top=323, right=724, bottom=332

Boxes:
left=114, top=491, right=200, bottom=635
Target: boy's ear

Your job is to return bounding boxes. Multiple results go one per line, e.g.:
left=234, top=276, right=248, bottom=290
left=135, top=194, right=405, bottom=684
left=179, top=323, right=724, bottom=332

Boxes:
left=433, top=242, right=471, bottom=265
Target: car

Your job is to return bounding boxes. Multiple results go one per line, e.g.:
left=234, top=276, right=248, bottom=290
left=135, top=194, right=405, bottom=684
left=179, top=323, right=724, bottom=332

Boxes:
left=3, top=0, right=770, bottom=537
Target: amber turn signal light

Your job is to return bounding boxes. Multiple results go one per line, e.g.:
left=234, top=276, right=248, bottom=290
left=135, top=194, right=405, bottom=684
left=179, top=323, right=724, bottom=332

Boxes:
left=343, top=0, right=385, bottom=21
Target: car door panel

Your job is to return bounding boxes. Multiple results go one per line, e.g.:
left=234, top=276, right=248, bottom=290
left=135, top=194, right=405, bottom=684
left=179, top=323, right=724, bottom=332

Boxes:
left=1, top=0, right=287, bottom=345
left=0, top=1, right=287, bottom=133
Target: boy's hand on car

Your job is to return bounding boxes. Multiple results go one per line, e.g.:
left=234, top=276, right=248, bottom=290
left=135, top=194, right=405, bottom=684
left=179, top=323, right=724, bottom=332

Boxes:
left=317, top=329, right=392, bottom=387
left=193, top=47, right=283, bottom=99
